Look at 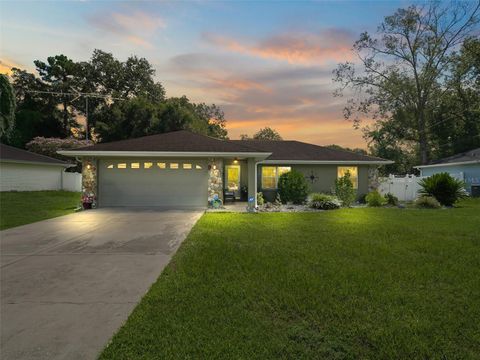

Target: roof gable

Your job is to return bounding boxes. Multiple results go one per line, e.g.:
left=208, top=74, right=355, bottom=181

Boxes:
left=0, top=143, right=69, bottom=166
left=429, top=148, right=480, bottom=165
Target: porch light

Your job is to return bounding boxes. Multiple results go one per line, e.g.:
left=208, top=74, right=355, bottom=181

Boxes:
left=233, top=158, right=238, bottom=164
left=86, top=164, right=91, bottom=170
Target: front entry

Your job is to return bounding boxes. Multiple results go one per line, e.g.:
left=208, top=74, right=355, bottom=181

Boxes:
left=225, top=165, right=241, bottom=199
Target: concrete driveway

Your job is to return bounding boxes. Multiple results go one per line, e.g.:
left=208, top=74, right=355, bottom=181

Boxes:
left=1, top=208, right=203, bottom=360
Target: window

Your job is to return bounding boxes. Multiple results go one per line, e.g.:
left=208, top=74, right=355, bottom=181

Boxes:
left=144, top=162, right=153, bottom=169
left=170, top=163, right=179, bottom=169
left=183, top=163, right=192, bottom=169
left=157, top=162, right=166, bottom=169
left=131, top=162, right=140, bottom=169
left=261, top=166, right=291, bottom=189
left=107, top=164, right=114, bottom=169
left=195, top=164, right=203, bottom=170
left=262, top=166, right=277, bottom=189
left=225, top=165, right=240, bottom=191
left=337, top=166, right=358, bottom=189
left=117, top=163, right=127, bottom=169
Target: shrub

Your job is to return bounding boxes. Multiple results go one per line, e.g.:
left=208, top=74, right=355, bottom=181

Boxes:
left=277, top=170, right=309, bottom=204
left=309, top=193, right=341, bottom=210
left=334, top=172, right=356, bottom=207
left=257, top=192, right=265, bottom=206
left=418, top=173, right=467, bottom=206
left=415, top=196, right=441, bottom=209
left=357, top=193, right=368, bottom=204
left=366, top=190, right=387, bottom=207
left=384, top=192, right=399, bottom=206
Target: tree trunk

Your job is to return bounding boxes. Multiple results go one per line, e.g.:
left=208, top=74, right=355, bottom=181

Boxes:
left=418, top=110, right=429, bottom=164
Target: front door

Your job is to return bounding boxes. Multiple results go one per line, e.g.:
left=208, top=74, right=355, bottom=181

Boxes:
left=225, top=165, right=241, bottom=199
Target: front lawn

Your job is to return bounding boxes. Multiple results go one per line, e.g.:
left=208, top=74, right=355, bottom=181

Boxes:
left=0, top=191, right=80, bottom=230
left=101, top=200, right=480, bottom=359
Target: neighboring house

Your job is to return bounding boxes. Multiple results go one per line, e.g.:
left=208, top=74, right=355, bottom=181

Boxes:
left=415, top=148, right=480, bottom=197
left=0, top=143, right=72, bottom=191
left=59, top=130, right=392, bottom=207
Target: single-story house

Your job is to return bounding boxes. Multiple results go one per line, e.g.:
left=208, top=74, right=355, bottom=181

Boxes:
left=0, top=143, right=72, bottom=191
left=415, top=148, right=480, bottom=197
left=59, top=130, right=392, bottom=208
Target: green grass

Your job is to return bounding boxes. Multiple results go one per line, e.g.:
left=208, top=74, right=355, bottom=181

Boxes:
left=0, top=191, right=80, bottom=230
left=101, top=199, right=480, bottom=359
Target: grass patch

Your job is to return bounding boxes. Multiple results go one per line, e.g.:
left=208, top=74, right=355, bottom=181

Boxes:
left=101, top=199, right=480, bottom=359
left=0, top=191, right=80, bottom=230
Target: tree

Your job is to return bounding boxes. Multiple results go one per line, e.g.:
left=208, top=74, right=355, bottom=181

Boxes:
left=326, top=144, right=367, bottom=155
left=0, top=74, right=16, bottom=138
left=334, top=2, right=480, bottom=164
left=26, top=137, right=93, bottom=171
left=241, top=127, right=283, bottom=140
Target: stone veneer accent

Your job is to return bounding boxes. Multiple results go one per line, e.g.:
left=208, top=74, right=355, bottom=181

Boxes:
left=368, top=165, right=380, bottom=192
left=82, top=157, right=98, bottom=204
left=208, top=158, right=224, bottom=202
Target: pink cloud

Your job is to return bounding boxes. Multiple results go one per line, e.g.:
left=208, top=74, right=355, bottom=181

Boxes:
left=204, top=29, right=355, bottom=64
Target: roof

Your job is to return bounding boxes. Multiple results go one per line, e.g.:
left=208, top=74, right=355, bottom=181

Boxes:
left=416, top=148, right=480, bottom=168
left=0, top=143, right=70, bottom=166
left=69, top=130, right=265, bottom=154
left=59, top=130, right=391, bottom=164
left=231, top=139, right=389, bottom=163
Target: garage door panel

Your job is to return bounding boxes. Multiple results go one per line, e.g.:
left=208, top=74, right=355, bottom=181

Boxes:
left=99, top=160, right=208, bottom=207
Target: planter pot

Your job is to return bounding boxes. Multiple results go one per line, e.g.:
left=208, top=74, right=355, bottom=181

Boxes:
left=82, top=202, right=92, bottom=210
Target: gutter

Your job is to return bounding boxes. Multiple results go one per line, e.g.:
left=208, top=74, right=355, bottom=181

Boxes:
left=58, top=150, right=273, bottom=158
left=258, top=159, right=394, bottom=165
left=415, top=160, right=479, bottom=169
left=0, top=159, right=73, bottom=168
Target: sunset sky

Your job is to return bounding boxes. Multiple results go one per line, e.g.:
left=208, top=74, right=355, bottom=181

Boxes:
left=0, top=0, right=407, bottom=148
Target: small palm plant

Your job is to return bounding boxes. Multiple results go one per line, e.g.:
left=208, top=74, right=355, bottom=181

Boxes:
left=418, top=173, right=467, bottom=206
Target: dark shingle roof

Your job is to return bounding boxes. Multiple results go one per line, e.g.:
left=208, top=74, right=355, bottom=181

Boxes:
left=429, top=148, right=480, bottom=165
left=0, top=143, right=69, bottom=166
left=74, top=130, right=264, bottom=153
left=230, top=140, right=388, bottom=162
left=69, top=130, right=390, bottom=162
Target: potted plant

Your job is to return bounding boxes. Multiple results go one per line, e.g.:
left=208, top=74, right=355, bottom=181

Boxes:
left=81, top=192, right=96, bottom=210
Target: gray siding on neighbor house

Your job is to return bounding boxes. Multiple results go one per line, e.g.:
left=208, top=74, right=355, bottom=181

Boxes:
left=257, top=164, right=370, bottom=202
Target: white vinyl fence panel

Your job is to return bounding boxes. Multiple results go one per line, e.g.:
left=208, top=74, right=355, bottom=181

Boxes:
left=378, top=173, right=464, bottom=201
left=62, top=172, right=82, bottom=192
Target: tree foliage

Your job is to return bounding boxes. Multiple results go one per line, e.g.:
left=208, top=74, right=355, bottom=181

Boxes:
left=334, top=2, right=480, bottom=166
left=0, top=74, right=16, bottom=138
left=5, top=49, right=227, bottom=148
left=241, top=127, right=283, bottom=140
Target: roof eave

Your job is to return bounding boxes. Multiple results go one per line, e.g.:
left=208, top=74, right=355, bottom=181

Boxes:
left=259, top=159, right=394, bottom=165
left=415, top=160, right=480, bottom=169
left=58, top=150, right=272, bottom=158
left=0, top=159, right=72, bottom=167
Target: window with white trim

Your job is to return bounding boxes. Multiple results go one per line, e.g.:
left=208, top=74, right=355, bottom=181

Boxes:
left=261, top=166, right=291, bottom=189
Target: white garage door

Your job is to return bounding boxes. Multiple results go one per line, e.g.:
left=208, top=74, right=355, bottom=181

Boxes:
left=98, top=159, right=208, bottom=207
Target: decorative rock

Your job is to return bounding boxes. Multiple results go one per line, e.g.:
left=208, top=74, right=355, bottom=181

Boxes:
left=368, top=166, right=380, bottom=192
left=208, top=158, right=224, bottom=203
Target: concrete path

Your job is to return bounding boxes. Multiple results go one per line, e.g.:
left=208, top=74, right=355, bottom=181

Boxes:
left=1, top=208, right=203, bottom=360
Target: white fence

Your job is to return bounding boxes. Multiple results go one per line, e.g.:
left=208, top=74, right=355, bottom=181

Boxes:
left=378, top=173, right=464, bottom=201
left=62, top=172, right=82, bottom=192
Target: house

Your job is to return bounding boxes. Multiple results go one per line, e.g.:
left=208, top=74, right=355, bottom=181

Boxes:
left=59, top=130, right=392, bottom=207
left=0, top=143, right=73, bottom=191
left=415, top=148, right=480, bottom=197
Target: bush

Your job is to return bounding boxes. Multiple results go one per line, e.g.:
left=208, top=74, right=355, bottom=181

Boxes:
left=384, top=193, right=399, bottom=206
left=309, top=193, right=341, bottom=210
left=277, top=170, right=309, bottom=204
left=366, top=190, right=387, bottom=207
left=415, top=196, right=441, bottom=209
left=334, top=172, right=356, bottom=207
left=418, top=173, right=467, bottom=206
left=257, top=192, right=265, bottom=206
left=357, top=193, right=368, bottom=204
